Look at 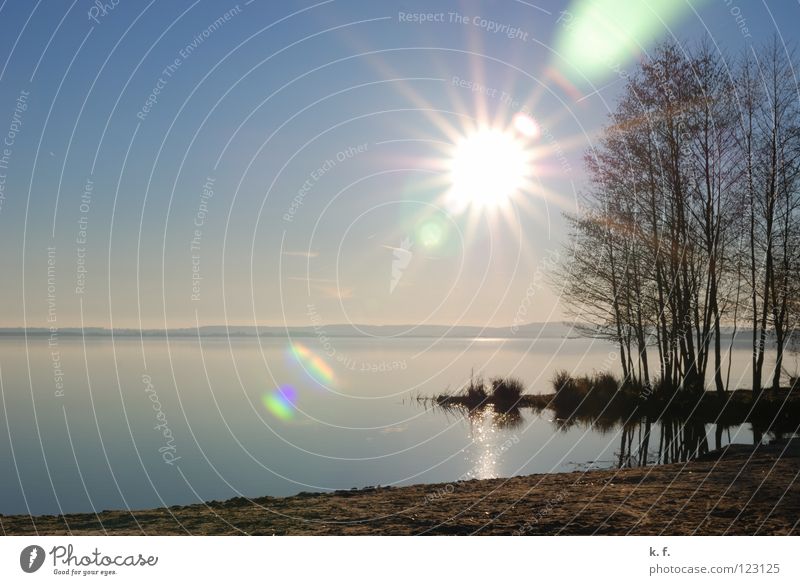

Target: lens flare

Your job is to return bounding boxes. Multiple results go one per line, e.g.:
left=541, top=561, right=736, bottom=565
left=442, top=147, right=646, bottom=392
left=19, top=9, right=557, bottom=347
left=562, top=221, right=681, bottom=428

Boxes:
left=401, top=206, right=459, bottom=258
left=417, top=219, right=445, bottom=249
left=513, top=113, right=539, bottom=138
left=262, top=386, right=297, bottom=420
left=554, top=0, right=699, bottom=87
left=288, top=342, right=335, bottom=385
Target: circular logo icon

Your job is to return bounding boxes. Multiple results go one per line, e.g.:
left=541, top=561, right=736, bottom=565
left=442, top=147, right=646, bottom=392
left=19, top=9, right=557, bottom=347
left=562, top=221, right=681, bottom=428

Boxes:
left=20, top=545, right=46, bottom=573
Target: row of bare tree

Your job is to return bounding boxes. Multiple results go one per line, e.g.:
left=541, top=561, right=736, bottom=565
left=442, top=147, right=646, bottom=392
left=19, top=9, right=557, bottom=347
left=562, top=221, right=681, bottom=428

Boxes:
left=557, top=42, right=800, bottom=395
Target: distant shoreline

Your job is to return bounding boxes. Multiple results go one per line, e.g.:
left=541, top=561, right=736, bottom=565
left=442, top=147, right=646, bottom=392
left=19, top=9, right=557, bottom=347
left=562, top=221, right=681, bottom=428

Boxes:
left=0, top=321, right=755, bottom=341
left=3, top=442, right=796, bottom=535
left=0, top=322, right=574, bottom=339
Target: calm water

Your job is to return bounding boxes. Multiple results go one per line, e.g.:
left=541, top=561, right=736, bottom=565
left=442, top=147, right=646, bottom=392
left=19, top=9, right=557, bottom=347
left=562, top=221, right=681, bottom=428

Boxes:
left=0, top=336, right=774, bottom=515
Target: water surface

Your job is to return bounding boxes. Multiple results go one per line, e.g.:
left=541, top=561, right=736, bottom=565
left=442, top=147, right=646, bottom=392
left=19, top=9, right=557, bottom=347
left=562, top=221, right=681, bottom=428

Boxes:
left=0, top=336, right=770, bottom=515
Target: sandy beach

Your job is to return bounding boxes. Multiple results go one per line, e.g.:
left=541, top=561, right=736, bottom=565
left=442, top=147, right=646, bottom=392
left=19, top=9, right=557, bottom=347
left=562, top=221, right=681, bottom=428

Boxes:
left=3, top=442, right=797, bottom=536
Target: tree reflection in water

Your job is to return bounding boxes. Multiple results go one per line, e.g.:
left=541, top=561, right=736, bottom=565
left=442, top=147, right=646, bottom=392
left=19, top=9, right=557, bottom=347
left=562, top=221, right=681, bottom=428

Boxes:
left=431, top=398, right=787, bottom=471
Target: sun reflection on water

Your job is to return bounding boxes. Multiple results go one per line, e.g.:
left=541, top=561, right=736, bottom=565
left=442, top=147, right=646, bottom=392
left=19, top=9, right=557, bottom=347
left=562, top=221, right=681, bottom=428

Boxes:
left=465, top=406, right=522, bottom=480
left=470, top=407, right=500, bottom=479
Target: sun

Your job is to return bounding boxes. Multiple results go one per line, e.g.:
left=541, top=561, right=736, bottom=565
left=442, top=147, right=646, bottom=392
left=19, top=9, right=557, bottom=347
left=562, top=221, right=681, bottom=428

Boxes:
left=447, top=128, right=531, bottom=210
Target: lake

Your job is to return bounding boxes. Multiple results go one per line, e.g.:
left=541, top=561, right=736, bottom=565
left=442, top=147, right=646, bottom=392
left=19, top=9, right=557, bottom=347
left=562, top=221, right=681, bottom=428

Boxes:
left=0, top=335, right=777, bottom=515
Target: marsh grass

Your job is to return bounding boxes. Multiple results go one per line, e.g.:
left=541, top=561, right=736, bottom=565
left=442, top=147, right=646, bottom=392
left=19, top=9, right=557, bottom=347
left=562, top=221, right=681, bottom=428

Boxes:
left=489, top=377, right=525, bottom=408
left=465, top=374, right=488, bottom=403
left=550, top=370, right=634, bottom=418
left=435, top=374, right=547, bottom=413
left=431, top=370, right=800, bottom=432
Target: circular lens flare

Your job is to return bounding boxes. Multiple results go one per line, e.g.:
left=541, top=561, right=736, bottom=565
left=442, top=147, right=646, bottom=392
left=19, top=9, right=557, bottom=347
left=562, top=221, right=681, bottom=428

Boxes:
left=448, top=128, right=530, bottom=209
left=512, top=112, right=539, bottom=138
left=418, top=220, right=444, bottom=248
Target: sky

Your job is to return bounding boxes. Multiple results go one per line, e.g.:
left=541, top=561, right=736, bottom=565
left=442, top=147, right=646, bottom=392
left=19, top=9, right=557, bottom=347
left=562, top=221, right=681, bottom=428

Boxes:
left=0, top=0, right=797, bottom=329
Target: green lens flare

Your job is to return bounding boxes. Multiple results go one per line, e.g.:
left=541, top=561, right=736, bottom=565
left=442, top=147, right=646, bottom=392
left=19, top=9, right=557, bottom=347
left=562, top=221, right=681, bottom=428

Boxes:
left=418, top=221, right=444, bottom=249
left=262, top=386, right=297, bottom=420
left=554, top=0, right=702, bottom=87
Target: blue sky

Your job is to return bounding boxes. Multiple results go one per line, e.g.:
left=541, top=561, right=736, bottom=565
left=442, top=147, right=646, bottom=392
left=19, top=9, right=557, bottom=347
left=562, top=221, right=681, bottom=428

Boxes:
left=0, top=0, right=797, bottom=328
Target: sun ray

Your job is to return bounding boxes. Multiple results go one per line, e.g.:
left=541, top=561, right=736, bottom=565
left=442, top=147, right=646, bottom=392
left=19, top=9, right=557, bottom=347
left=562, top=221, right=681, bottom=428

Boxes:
left=444, top=126, right=533, bottom=212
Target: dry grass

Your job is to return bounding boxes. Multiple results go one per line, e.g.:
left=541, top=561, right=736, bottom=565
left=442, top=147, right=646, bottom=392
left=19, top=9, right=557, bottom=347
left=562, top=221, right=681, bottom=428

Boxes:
left=3, top=443, right=797, bottom=535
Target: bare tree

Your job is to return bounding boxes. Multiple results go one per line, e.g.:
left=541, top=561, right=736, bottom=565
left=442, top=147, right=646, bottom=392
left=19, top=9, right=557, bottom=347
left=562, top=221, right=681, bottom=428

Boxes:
left=736, top=41, right=800, bottom=394
left=556, top=40, right=800, bottom=397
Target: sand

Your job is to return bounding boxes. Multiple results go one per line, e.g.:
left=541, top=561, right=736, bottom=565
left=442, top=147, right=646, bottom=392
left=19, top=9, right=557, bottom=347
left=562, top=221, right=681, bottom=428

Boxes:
left=2, top=442, right=798, bottom=535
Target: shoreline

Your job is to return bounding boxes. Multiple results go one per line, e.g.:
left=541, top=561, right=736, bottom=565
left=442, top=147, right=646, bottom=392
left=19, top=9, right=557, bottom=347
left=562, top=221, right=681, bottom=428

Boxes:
left=3, top=442, right=797, bottom=535
left=436, top=387, right=800, bottom=428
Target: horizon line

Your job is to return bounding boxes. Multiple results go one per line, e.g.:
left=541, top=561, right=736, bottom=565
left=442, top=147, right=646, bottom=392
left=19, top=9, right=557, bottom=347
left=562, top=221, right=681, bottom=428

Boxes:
left=0, top=321, right=567, bottom=333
